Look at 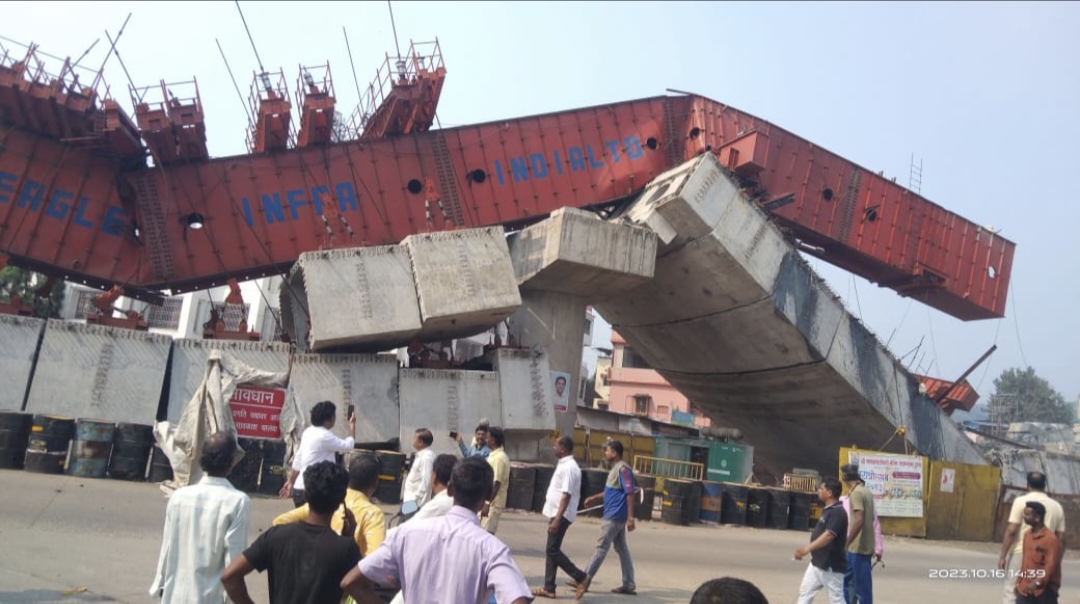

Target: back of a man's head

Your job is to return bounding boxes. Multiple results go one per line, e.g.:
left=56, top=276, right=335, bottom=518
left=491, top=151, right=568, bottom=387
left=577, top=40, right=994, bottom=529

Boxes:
left=690, top=577, right=769, bottom=604
left=433, top=453, right=457, bottom=487
left=200, top=432, right=237, bottom=477
left=304, top=460, right=350, bottom=514
left=1027, top=471, right=1048, bottom=492
left=450, top=457, right=493, bottom=510
left=348, top=456, right=379, bottom=492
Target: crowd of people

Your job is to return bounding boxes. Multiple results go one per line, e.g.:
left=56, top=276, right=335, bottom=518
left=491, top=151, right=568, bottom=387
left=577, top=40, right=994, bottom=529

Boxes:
left=149, top=400, right=1066, bottom=604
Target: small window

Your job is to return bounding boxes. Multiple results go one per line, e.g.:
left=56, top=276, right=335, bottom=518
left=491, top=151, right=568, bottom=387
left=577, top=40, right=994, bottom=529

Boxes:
left=633, top=395, right=651, bottom=415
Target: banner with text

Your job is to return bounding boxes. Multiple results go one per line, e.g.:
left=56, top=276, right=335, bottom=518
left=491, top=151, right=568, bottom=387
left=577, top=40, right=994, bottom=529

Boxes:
left=229, top=386, right=286, bottom=440
left=845, top=450, right=925, bottom=518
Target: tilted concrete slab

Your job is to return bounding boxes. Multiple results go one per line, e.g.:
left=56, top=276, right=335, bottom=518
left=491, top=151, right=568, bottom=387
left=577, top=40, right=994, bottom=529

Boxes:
left=0, top=315, right=44, bottom=412
left=166, top=340, right=292, bottom=424
left=403, top=227, right=522, bottom=342
left=289, top=353, right=400, bottom=443
left=508, top=207, right=657, bottom=297
left=595, top=153, right=986, bottom=479
left=489, top=348, right=557, bottom=433
left=25, top=321, right=171, bottom=425
left=397, top=368, right=501, bottom=458
left=283, top=247, right=422, bottom=353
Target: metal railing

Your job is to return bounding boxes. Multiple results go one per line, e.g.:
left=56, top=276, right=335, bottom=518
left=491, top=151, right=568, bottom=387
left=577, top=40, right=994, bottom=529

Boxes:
left=352, top=39, right=443, bottom=137
left=0, top=35, right=113, bottom=104
left=632, top=455, right=704, bottom=481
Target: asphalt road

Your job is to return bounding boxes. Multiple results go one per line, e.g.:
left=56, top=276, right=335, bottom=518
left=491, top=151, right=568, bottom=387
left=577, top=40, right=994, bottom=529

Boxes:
left=2, top=469, right=1079, bottom=604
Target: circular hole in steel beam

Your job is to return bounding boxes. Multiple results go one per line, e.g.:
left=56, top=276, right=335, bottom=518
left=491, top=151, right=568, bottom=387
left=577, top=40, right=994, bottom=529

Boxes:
left=407, top=179, right=423, bottom=194
left=823, top=188, right=834, bottom=201
left=646, top=137, right=659, bottom=150
left=689, top=127, right=702, bottom=139
left=988, top=266, right=997, bottom=279
left=469, top=169, right=487, bottom=183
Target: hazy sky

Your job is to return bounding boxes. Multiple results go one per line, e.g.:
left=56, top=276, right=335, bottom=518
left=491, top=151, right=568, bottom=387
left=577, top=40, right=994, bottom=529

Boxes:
left=5, top=1, right=1078, bottom=402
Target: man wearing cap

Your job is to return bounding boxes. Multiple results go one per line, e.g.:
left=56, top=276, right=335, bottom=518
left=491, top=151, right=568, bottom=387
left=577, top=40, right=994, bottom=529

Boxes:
left=841, top=463, right=875, bottom=604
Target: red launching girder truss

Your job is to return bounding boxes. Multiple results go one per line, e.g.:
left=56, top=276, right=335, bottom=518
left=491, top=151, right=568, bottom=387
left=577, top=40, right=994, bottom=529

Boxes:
left=0, top=43, right=1014, bottom=321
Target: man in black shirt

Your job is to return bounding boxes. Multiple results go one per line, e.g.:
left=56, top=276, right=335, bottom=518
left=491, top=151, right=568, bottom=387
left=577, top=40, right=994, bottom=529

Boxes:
left=222, top=460, right=361, bottom=604
left=793, top=476, right=848, bottom=604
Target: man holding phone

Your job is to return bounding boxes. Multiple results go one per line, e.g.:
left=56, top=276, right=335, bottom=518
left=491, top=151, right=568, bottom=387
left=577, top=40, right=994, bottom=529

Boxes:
left=453, top=424, right=491, bottom=459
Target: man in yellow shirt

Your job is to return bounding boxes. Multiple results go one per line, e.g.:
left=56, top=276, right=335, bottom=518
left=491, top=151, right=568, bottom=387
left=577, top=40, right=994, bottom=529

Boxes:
left=482, top=426, right=510, bottom=535
left=273, top=455, right=385, bottom=556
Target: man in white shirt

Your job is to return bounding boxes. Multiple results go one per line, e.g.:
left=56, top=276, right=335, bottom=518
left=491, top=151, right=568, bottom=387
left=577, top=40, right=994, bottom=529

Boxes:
left=401, top=428, right=436, bottom=514
left=998, top=471, right=1066, bottom=604
left=151, top=432, right=252, bottom=604
left=280, top=401, right=356, bottom=508
left=531, top=436, right=587, bottom=599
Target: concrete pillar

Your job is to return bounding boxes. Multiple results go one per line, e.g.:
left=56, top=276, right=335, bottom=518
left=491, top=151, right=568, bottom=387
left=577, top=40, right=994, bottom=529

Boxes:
left=505, top=207, right=658, bottom=462
left=505, top=290, right=589, bottom=462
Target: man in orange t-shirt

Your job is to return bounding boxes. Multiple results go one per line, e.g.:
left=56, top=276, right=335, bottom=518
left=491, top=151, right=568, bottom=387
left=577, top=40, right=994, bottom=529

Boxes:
left=1016, top=500, right=1062, bottom=604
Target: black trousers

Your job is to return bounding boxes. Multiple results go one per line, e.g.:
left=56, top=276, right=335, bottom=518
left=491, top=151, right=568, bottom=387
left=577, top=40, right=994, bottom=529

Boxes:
left=544, top=516, right=586, bottom=591
left=1017, top=590, right=1059, bottom=604
left=291, top=488, right=306, bottom=508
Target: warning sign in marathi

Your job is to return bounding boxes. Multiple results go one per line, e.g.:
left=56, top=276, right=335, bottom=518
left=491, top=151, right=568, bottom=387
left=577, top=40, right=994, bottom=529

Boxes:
left=229, top=386, right=285, bottom=440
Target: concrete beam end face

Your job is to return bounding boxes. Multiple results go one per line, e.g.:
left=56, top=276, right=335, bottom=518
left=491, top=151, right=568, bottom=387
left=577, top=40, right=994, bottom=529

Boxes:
left=291, top=353, right=400, bottom=443
left=295, top=246, right=423, bottom=352
left=404, top=227, right=522, bottom=341
left=27, top=320, right=171, bottom=425
left=0, top=315, right=45, bottom=412
left=398, top=368, right=502, bottom=457
left=509, top=209, right=658, bottom=298
left=493, top=348, right=557, bottom=432
left=626, top=154, right=740, bottom=249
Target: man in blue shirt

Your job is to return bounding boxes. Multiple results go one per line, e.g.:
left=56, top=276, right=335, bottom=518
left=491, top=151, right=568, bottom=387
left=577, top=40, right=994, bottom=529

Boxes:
left=575, top=440, right=636, bottom=598
left=454, top=424, right=491, bottom=459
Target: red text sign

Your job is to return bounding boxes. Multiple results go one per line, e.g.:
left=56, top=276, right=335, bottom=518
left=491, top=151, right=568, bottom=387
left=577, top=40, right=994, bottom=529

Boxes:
left=229, top=386, right=286, bottom=440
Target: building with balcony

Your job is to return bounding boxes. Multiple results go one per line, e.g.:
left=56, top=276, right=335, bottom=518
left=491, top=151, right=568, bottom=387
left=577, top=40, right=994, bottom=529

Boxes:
left=598, top=330, right=710, bottom=428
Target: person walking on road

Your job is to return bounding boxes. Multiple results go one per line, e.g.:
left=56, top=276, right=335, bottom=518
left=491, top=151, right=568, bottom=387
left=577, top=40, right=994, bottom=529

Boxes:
left=575, top=440, right=636, bottom=598
left=1015, top=500, right=1063, bottom=604
left=840, top=464, right=875, bottom=604
left=794, top=477, right=848, bottom=604
left=999, top=471, right=1066, bottom=604
left=532, top=436, right=588, bottom=598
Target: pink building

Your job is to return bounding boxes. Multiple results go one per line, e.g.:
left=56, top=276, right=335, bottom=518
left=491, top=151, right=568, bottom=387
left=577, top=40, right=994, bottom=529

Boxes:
left=604, top=331, right=711, bottom=428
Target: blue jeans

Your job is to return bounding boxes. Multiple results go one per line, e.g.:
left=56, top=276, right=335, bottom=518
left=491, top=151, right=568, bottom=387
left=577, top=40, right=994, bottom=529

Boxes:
left=844, top=552, right=872, bottom=604
left=584, top=519, right=635, bottom=590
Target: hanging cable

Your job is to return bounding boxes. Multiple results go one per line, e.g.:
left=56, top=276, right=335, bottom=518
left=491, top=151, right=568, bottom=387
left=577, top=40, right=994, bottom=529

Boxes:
left=216, top=39, right=251, bottom=122
left=388, top=1, right=402, bottom=60
left=1008, top=280, right=1030, bottom=368
left=235, top=0, right=265, bottom=74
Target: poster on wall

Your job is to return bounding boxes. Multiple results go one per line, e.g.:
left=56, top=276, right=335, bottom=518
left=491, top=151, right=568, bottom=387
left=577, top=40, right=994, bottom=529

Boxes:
left=846, top=451, right=924, bottom=518
left=551, top=371, right=570, bottom=413
left=940, top=468, right=955, bottom=493
left=229, top=385, right=286, bottom=440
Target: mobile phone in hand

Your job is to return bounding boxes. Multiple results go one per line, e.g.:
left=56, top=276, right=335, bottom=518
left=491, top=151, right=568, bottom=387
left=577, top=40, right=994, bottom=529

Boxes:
left=449, top=431, right=459, bottom=439
left=347, top=404, right=356, bottom=421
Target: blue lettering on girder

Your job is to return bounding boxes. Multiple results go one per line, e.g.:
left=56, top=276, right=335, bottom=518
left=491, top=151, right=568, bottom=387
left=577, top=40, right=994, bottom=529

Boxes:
left=491, top=136, right=647, bottom=185
left=0, top=170, right=126, bottom=237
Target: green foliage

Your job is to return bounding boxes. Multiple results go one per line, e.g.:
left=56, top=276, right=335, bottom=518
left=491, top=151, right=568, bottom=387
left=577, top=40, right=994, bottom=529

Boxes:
left=990, top=366, right=1074, bottom=425
left=0, top=266, right=66, bottom=319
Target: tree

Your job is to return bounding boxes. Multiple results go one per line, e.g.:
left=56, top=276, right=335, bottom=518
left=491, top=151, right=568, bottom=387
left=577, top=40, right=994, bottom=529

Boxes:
left=0, top=266, right=66, bottom=319
left=988, top=366, right=1074, bottom=425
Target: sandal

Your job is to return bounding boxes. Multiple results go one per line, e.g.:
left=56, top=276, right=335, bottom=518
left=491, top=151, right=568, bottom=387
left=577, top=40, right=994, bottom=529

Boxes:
left=574, top=576, right=592, bottom=600
left=611, top=587, right=637, bottom=595
left=532, top=588, right=557, bottom=599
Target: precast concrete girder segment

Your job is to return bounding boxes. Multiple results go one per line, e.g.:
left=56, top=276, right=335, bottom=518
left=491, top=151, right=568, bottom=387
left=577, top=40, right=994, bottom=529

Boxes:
left=594, top=154, right=986, bottom=480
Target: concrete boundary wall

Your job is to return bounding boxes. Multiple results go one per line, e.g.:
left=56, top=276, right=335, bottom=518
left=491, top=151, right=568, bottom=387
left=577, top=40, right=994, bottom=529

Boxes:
left=0, top=315, right=44, bottom=412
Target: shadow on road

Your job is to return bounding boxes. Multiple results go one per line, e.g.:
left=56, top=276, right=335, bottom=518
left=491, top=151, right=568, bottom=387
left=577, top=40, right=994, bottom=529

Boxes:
left=0, top=590, right=116, bottom=603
